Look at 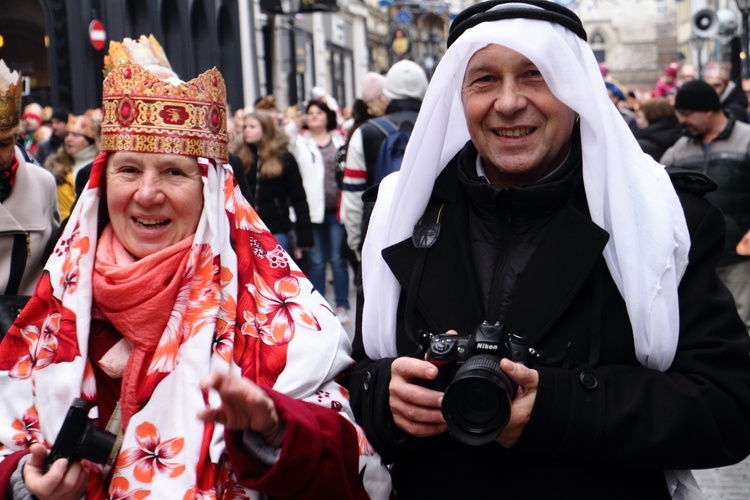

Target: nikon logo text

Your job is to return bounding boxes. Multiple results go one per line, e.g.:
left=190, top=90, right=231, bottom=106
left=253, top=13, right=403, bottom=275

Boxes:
left=477, top=343, right=498, bottom=351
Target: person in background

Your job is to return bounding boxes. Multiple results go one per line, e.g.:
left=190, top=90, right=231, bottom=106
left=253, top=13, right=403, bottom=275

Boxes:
left=44, top=114, right=100, bottom=220
left=340, top=61, right=428, bottom=260
left=19, top=102, right=50, bottom=161
left=679, top=63, right=697, bottom=84
left=310, top=86, right=343, bottom=127
left=254, top=95, right=283, bottom=127
left=345, top=1, right=750, bottom=497
left=286, top=100, right=350, bottom=325
left=661, top=79, right=750, bottom=333
left=236, top=109, right=313, bottom=255
left=634, top=97, right=682, bottom=161
left=361, top=71, right=388, bottom=121
left=606, top=81, right=638, bottom=133
left=0, top=60, right=59, bottom=300
left=35, top=109, right=68, bottom=166
left=0, top=38, right=391, bottom=499
left=652, top=62, right=680, bottom=97
left=703, top=61, right=749, bottom=123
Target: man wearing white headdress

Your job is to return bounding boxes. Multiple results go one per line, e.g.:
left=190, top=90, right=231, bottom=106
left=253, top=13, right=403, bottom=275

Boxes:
left=344, top=1, right=750, bottom=498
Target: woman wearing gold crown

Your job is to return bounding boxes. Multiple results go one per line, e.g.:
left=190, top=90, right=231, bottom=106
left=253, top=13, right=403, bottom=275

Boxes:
left=0, top=38, right=391, bottom=499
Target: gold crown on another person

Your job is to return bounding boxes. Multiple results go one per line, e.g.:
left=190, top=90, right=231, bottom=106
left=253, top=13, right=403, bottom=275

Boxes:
left=101, top=62, right=228, bottom=163
left=0, top=60, right=22, bottom=132
left=67, top=114, right=99, bottom=141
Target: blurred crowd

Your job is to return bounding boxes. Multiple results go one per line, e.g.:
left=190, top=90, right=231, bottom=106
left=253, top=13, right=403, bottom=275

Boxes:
left=16, top=56, right=750, bottom=330
left=600, top=59, right=750, bottom=161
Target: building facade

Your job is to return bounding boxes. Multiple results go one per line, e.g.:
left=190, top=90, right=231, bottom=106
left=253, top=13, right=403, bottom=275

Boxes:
left=0, top=0, right=464, bottom=116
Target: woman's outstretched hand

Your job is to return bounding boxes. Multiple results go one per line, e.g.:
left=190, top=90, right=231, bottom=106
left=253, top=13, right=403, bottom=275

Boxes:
left=198, top=372, right=285, bottom=448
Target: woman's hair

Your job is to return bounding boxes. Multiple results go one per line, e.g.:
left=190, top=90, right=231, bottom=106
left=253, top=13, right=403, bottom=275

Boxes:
left=340, top=99, right=373, bottom=160
left=254, top=95, right=278, bottom=112
left=236, top=109, right=289, bottom=179
left=306, top=99, right=337, bottom=132
left=637, top=97, right=675, bottom=125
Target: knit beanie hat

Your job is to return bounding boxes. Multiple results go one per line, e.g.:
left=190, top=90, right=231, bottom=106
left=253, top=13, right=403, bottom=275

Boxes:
left=384, top=60, right=428, bottom=102
left=663, top=63, right=679, bottom=78
left=361, top=72, right=386, bottom=102
left=674, top=80, right=721, bottom=111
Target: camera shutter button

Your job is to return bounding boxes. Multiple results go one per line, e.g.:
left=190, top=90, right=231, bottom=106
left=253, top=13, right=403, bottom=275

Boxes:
left=579, top=371, right=598, bottom=390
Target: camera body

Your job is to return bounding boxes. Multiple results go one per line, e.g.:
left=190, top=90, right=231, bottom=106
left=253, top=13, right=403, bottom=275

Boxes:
left=43, top=398, right=118, bottom=473
left=417, top=321, right=532, bottom=446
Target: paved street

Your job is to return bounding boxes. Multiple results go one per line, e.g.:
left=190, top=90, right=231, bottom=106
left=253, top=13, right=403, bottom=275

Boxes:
left=693, top=457, right=750, bottom=499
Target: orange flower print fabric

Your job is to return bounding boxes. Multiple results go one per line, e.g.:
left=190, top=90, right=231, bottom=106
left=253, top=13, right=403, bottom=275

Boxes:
left=0, top=153, right=391, bottom=498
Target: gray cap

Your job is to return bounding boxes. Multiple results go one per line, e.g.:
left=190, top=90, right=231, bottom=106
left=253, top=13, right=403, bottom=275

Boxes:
left=384, top=60, right=428, bottom=102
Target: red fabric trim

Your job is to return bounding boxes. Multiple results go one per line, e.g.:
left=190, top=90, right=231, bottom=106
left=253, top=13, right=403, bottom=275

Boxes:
left=343, top=168, right=367, bottom=179
left=226, top=388, right=362, bottom=499
left=0, top=448, right=31, bottom=498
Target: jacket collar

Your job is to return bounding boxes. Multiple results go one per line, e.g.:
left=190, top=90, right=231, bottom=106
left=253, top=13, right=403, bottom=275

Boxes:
left=0, top=149, right=49, bottom=231
left=383, top=143, right=609, bottom=346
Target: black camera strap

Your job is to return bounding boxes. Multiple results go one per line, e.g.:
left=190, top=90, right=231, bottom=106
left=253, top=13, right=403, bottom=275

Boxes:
left=5, top=232, right=29, bottom=296
left=405, top=199, right=445, bottom=342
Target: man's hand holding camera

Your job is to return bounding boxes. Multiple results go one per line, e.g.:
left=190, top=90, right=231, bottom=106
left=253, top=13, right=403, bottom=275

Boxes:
left=390, top=357, right=447, bottom=437
left=390, top=357, right=538, bottom=447
left=390, top=322, right=539, bottom=447
left=495, top=358, right=538, bottom=448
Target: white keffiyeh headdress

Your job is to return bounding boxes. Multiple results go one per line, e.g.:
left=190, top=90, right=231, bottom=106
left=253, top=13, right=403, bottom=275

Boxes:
left=362, top=3, right=690, bottom=373
left=362, top=4, right=697, bottom=496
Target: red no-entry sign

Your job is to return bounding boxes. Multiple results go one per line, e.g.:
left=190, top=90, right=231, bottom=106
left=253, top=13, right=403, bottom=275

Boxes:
left=89, top=19, right=106, bottom=51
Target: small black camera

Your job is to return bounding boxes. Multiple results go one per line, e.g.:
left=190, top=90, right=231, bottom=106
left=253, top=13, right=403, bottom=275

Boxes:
left=416, top=321, right=533, bottom=446
left=43, top=398, right=118, bottom=473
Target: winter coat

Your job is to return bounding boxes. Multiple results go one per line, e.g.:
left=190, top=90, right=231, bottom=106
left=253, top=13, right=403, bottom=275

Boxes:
left=0, top=147, right=59, bottom=296
left=636, top=117, right=683, bottom=162
left=243, top=149, right=313, bottom=248
left=286, top=124, right=346, bottom=224
left=660, top=117, right=750, bottom=265
left=345, top=142, right=750, bottom=499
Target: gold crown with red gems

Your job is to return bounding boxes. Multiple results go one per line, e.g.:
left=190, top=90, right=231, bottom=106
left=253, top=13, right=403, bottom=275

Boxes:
left=100, top=62, right=228, bottom=163
left=0, top=60, right=22, bottom=132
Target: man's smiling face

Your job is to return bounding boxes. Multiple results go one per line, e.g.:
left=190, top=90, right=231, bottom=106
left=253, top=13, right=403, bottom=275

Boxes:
left=461, top=44, right=576, bottom=188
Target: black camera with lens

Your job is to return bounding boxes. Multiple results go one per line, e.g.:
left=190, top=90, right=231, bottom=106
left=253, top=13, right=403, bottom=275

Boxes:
left=43, top=398, right=118, bottom=473
left=416, top=321, right=533, bottom=446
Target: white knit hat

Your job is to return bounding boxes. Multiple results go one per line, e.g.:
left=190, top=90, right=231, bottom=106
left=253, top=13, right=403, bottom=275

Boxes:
left=384, top=60, right=428, bottom=101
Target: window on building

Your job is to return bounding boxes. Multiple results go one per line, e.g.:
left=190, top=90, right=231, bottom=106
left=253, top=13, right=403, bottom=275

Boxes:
left=590, top=32, right=606, bottom=63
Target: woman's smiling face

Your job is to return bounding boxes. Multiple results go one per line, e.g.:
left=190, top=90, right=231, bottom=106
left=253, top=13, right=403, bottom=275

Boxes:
left=106, top=151, right=204, bottom=259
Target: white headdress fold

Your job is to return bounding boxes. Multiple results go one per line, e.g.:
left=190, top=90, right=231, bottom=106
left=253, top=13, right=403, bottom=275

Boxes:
left=362, top=5, right=690, bottom=372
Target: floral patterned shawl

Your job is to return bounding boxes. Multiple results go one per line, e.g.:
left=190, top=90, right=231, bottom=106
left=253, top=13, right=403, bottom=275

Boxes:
left=0, top=152, right=389, bottom=498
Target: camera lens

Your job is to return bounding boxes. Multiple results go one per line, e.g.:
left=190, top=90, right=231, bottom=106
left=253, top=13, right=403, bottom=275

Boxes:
left=79, top=422, right=118, bottom=465
left=441, top=354, right=516, bottom=446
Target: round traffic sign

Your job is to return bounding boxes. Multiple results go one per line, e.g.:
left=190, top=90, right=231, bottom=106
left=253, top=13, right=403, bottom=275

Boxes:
left=89, top=19, right=107, bottom=51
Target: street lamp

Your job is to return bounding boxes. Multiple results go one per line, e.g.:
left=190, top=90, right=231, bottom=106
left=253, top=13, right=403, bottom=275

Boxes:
left=735, top=0, right=750, bottom=78
left=422, top=30, right=441, bottom=79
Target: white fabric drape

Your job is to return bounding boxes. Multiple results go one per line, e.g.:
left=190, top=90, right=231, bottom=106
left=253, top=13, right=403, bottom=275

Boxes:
left=362, top=6, right=690, bottom=372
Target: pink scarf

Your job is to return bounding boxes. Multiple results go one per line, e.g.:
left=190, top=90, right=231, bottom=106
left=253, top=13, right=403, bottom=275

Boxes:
left=92, top=225, right=191, bottom=427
